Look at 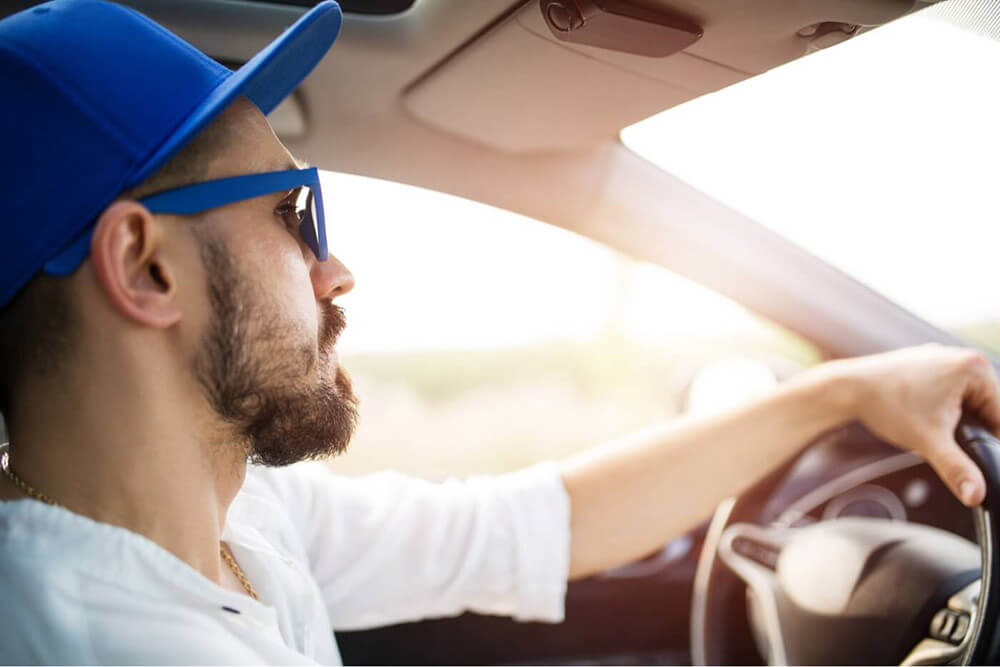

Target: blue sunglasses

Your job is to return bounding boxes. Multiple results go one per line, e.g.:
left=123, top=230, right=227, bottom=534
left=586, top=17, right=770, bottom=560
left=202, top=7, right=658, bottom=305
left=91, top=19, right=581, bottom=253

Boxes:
left=139, top=166, right=328, bottom=262
left=41, top=167, right=328, bottom=278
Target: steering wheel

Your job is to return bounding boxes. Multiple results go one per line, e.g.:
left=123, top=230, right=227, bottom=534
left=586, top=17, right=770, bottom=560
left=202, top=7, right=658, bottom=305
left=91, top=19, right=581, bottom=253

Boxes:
left=693, top=417, right=1000, bottom=665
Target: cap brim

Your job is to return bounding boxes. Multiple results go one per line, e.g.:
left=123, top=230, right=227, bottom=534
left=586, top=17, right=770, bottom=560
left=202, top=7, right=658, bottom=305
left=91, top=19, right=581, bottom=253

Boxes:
left=131, top=0, right=342, bottom=186
left=43, top=1, right=341, bottom=277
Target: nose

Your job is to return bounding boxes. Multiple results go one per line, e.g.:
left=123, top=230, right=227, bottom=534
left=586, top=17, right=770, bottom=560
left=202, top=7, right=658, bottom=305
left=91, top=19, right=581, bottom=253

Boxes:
left=312, top=253, right=355, bottom=300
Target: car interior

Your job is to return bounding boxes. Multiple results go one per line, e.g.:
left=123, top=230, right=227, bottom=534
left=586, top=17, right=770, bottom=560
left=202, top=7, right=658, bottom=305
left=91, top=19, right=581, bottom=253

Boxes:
left=3, top=0, right=1000, bottom=664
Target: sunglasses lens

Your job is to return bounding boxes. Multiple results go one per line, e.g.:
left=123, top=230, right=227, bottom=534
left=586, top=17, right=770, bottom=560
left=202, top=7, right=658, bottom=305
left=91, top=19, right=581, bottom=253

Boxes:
left=295, top=186, right=326, bottom=261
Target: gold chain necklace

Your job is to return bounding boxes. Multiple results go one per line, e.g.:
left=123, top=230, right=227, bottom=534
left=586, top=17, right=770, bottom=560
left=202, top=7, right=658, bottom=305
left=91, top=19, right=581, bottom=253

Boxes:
left=0, top=451, right=259, bottom=601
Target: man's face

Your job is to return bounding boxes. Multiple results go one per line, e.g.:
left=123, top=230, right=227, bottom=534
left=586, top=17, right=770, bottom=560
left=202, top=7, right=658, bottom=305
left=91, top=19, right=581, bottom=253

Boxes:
left=183, top=99, right=358, bottom=466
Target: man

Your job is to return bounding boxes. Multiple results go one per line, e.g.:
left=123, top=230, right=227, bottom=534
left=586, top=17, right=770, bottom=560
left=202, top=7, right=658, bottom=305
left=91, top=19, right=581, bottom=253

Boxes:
left=0, top=1, right=996, bottom=664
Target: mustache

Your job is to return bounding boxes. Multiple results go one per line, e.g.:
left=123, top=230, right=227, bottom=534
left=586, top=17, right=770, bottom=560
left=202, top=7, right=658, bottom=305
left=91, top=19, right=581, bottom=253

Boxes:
left=318, top=302, right=347, bottom=352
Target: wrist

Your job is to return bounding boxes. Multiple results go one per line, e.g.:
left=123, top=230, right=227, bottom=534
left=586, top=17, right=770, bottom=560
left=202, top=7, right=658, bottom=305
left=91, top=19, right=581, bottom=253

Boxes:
left=801, top=358, right=863, bottom=428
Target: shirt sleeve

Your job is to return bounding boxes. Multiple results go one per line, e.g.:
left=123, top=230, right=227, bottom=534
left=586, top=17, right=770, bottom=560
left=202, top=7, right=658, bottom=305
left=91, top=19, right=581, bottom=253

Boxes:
left=248, top=461, right=572, bottom=631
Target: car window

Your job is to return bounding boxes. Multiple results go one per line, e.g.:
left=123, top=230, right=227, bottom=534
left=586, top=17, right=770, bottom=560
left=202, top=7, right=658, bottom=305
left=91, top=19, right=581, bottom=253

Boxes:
left=326, top=171, right=819, bottom=480
left=621, top=1, right=1000, bottom=354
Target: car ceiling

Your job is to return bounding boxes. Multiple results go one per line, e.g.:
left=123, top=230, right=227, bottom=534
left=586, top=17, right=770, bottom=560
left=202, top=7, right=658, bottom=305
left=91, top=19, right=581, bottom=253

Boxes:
left=90, top=0, right=930, bottom=222
left=0, top=0, right=926, bottom=198
left=2, top=0, right=950, bottom=358
left=1, top=0, right=928, bottom=233
left=105, top=0, right=925, bottom=153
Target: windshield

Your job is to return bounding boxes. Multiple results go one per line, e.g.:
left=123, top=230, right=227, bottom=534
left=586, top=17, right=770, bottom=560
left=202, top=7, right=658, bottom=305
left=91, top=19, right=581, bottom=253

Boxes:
left=322, top=171, right=817, bottom=478
left=622, top=1, right=1000, bottom=353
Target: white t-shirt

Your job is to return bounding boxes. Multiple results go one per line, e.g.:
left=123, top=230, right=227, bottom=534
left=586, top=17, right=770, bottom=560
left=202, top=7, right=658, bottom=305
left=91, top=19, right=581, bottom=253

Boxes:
left=0, top=458, right=571, bottom=664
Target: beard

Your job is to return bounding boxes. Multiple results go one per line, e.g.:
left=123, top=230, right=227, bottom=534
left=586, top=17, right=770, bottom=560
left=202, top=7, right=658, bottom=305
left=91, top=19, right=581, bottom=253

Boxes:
left=193, top=236, right=359, bottom=466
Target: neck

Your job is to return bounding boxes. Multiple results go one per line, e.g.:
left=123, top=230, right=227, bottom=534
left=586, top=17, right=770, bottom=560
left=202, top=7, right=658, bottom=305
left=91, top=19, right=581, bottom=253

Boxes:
left=1, top=350, right=246, bottom=585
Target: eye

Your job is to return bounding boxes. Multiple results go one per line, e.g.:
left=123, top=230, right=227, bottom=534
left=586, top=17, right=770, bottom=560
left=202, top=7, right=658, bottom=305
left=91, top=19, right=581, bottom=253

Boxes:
left=275, top=189, right=304, bottom=231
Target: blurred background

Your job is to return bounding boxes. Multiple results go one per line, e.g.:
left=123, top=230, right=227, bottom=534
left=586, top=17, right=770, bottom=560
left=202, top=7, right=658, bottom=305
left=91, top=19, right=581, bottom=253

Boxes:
left=327, top=171, right=818, bottom=480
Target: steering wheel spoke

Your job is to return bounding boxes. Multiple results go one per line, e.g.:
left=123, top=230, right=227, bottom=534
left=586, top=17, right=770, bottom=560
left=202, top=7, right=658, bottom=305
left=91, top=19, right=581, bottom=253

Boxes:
left=902, top=580, right=980, bottom=665
left=718, top=523, right=793, bottom=664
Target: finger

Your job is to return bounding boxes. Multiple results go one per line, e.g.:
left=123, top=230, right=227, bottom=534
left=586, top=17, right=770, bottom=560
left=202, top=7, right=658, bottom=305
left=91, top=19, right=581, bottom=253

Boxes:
left=925, top=439, right=987, bottom=507
left=960, top=354, right=1000, bottom=431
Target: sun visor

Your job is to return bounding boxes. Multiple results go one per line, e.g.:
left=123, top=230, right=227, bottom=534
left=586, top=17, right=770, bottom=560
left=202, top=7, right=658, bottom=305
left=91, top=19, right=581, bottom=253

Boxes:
left=403, top=0, right=920, bottom=153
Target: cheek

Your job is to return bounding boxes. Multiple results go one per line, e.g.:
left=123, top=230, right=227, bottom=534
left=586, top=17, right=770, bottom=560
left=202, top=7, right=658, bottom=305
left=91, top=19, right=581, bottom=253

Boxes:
left=236, top=217, right=319, bottom=333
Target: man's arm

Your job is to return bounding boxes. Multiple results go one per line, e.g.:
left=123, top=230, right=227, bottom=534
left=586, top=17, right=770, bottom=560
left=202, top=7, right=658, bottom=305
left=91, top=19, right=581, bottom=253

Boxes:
left=561, top=344, right=1000, bottom=579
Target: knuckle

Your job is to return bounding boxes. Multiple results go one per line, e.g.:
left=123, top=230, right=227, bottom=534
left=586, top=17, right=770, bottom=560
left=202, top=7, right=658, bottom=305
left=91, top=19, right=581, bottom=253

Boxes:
left=931, top=456, right=966, bottom=483
left=969, top=350, right=989, bottom=366
left=957, top=350, right=989, bottom=374
left=945, top=458, right=968, bottom=480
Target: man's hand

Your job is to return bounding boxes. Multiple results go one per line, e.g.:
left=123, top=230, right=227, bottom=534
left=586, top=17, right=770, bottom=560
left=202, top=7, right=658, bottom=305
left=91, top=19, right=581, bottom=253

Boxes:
left=830, top=344, right=1000, bottom=507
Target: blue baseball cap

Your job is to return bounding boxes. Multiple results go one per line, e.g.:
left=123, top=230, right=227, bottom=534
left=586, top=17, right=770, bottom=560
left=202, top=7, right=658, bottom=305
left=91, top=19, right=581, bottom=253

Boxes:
left=0, top=0, right=342, bottom=308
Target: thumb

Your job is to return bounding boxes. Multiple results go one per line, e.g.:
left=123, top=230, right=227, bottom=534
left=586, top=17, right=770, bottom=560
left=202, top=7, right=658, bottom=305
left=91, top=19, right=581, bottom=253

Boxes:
left=925, top=438, right=986, bottom=507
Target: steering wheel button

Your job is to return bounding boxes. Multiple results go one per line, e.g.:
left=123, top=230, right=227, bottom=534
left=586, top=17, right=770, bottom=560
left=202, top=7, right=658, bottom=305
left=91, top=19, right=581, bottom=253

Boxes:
left=941, top=611, right=956, bottom=638
left=929, top=610, right=944, bottom=637
left=951, top=613, right=970, bottom=643
left=930, top=609, right=955, bottom=640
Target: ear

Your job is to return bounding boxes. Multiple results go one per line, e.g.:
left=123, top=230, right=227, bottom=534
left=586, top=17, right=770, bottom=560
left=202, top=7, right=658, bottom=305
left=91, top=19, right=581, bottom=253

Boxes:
left=89, top=200, right=182, bottom=328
